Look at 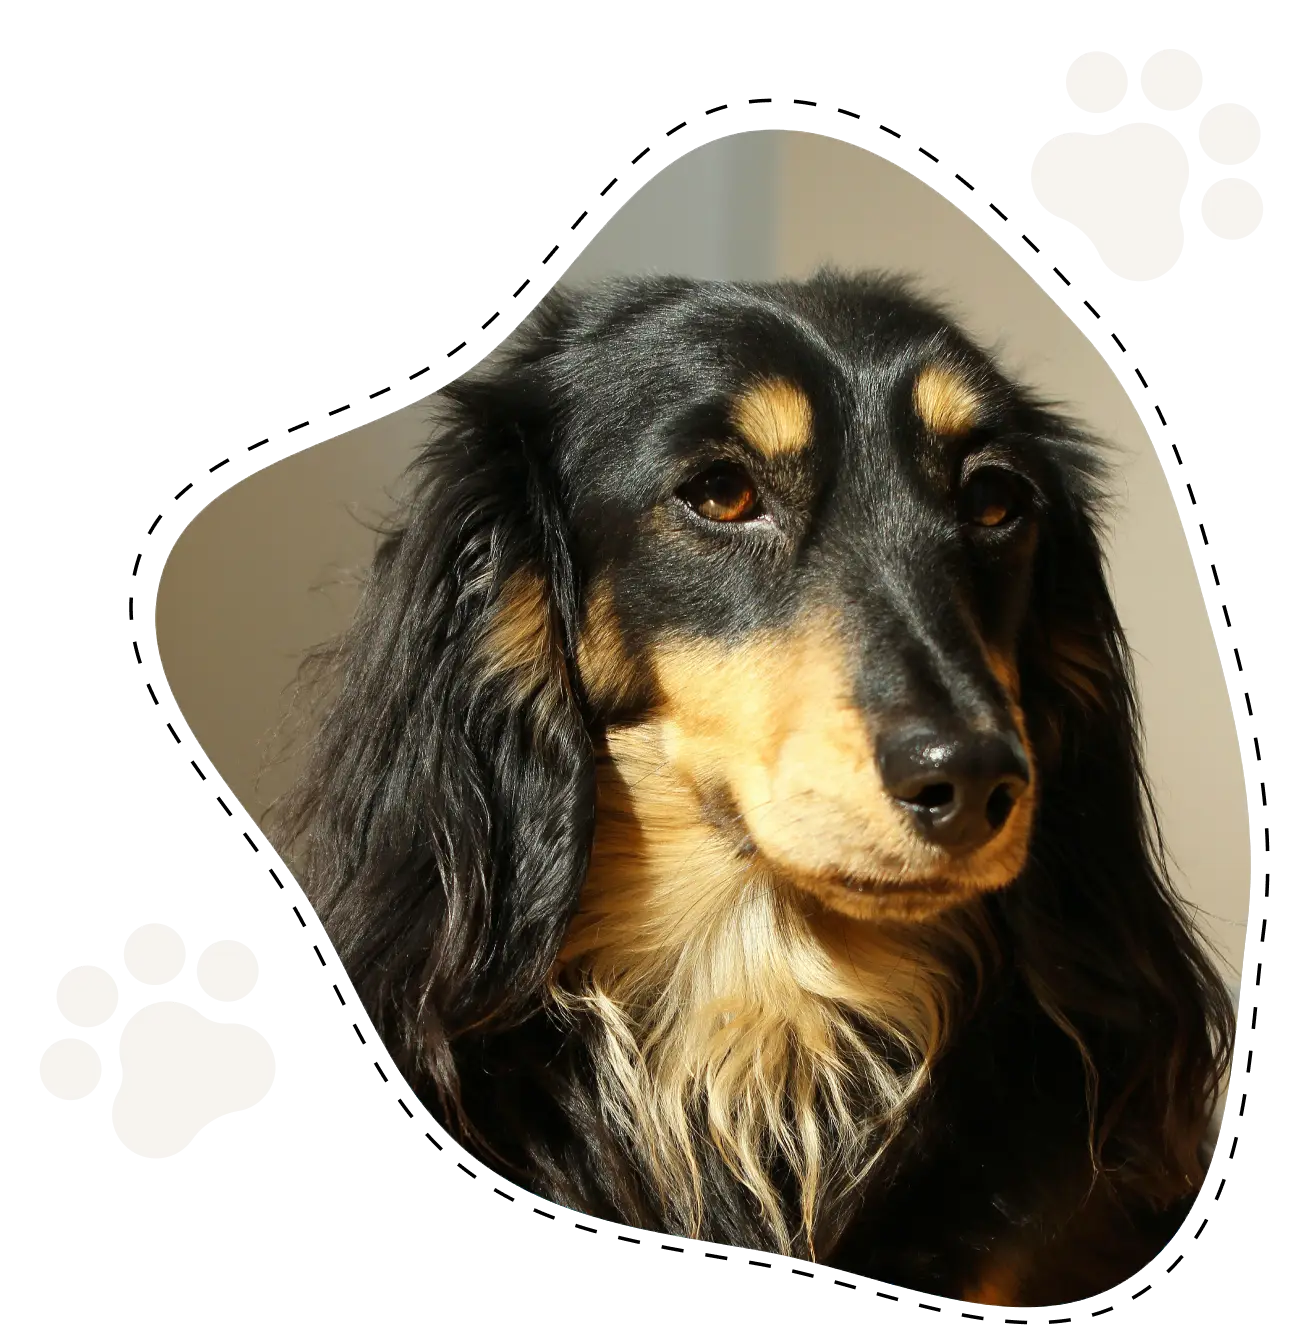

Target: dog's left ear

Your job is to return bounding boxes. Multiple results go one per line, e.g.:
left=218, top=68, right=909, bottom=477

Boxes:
left=1010, top=408, right=1235, bottom=1203
left=272, top=306, right=594, bottom=1111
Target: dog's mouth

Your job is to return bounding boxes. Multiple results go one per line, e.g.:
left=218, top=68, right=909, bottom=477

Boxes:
left=829, top=875, right=969, bottom=898
left=706, top=805, right=1005, bottom=919
left=733, top=839, right=968, bottom=898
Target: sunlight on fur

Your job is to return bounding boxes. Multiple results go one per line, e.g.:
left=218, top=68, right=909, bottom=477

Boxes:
left=549, top=723, right=993, bottom=1256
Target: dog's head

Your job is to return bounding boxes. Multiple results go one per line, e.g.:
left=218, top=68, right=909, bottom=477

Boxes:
left=278, top=272, right=1231, bottom=1203
left=551, top=281, right=1073, bottom=922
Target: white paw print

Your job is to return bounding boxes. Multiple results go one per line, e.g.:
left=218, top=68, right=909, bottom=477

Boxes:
left=1032, top=49, right=1262, bottom=279
left=40, top=924, right=275, bottom=1157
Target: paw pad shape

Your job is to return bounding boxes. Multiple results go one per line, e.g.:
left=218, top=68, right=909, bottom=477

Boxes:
left=40, top=925, right=275, bottom=1157
left=1032, top=50, right=1261, bottom=279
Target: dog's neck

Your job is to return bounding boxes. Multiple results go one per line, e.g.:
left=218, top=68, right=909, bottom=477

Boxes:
left=551, top=722, right=988, bottom=1253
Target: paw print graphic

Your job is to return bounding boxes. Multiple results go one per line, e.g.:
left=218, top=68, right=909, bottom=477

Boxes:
left=1032, top=49, right=1262, bottom=280
left=40, top=924, right=275, bottom=1157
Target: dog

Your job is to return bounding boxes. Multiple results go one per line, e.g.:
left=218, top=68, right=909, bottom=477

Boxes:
left=274, top=271, right=1234, bottom=1307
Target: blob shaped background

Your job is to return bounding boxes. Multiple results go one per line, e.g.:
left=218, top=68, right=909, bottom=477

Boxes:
left=157, top=129, right=1249, bottom=979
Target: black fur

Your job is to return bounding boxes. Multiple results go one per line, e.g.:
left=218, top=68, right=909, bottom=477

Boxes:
left=273, top=272, right=1234, bottom=1305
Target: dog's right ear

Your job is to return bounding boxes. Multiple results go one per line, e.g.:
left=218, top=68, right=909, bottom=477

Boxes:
left=272, top=303, right=593, bottom=1111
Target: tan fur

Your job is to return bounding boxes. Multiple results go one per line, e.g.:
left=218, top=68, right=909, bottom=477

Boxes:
left=913, top=364, right=981, bottom=437
left=553, top=603, right=1035, bottom=1254
left=552, top=722, right=991, bottom=1254
left=963, top=1259, right=1025, bottom=1306
left=646, top=615, right=1035, bottom=919
left=475, top=566, right=567, bottom=722
left=1048, top=629, right=1113, bottom=708
left=550, top=607, right=1028, bottom=1254
left=984, top=645, right=1022, bottom=701
left=577, top=579, right=646, bottom=710
left=730, top=379, right=814, bottom=458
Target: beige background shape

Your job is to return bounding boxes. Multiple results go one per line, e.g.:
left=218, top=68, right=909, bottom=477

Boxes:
left=157, top=130, right=1248, bottom=977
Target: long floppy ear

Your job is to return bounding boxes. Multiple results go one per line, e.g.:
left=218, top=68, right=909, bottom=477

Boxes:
left=272, top=308, right=594, bottom=1118
left=1010, top=407, right=1235, bottom=1203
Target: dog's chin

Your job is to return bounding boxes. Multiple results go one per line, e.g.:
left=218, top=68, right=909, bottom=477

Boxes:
left=754, top=838, right=1028, bottom=922
left=788, top=870, right=994, bottom=923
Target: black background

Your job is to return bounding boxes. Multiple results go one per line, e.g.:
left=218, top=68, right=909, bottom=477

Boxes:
left=51, top=49, right=1261, bottom=1303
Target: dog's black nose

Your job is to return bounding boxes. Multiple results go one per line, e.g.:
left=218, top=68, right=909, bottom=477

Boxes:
left=877, top=724, right=1030, bottom=851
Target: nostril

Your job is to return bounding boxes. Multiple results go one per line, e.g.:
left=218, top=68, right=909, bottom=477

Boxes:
left=908, top=781, right=955, bottom=810
left=985, top=782, right=1016, bottom=830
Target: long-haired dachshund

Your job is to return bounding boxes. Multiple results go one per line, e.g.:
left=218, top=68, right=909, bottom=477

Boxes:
left=274, top=272, right=1234, bottom=1307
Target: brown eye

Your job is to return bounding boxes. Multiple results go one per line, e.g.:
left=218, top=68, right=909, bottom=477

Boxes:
left=962, top=469, right=1027, bottom=529
left=677, top=462, right=761, bottom=523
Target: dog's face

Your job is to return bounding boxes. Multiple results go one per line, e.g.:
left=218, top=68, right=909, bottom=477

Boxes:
left=541, top=281, right=1061, bottom=922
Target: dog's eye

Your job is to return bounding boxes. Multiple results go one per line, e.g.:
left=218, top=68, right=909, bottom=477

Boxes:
left=676, top=462, right=761, bottom=523
left=961, top=469, right=1027, bottom=529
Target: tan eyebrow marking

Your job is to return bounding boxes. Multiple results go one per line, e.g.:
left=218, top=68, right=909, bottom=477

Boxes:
left=913, top=364, right=981, bottom=437
left=730, top=378, right=814, bottom=458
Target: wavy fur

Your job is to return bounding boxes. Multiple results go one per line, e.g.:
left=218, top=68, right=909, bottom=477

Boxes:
left=272, top=272, right=1235, bottom=1306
